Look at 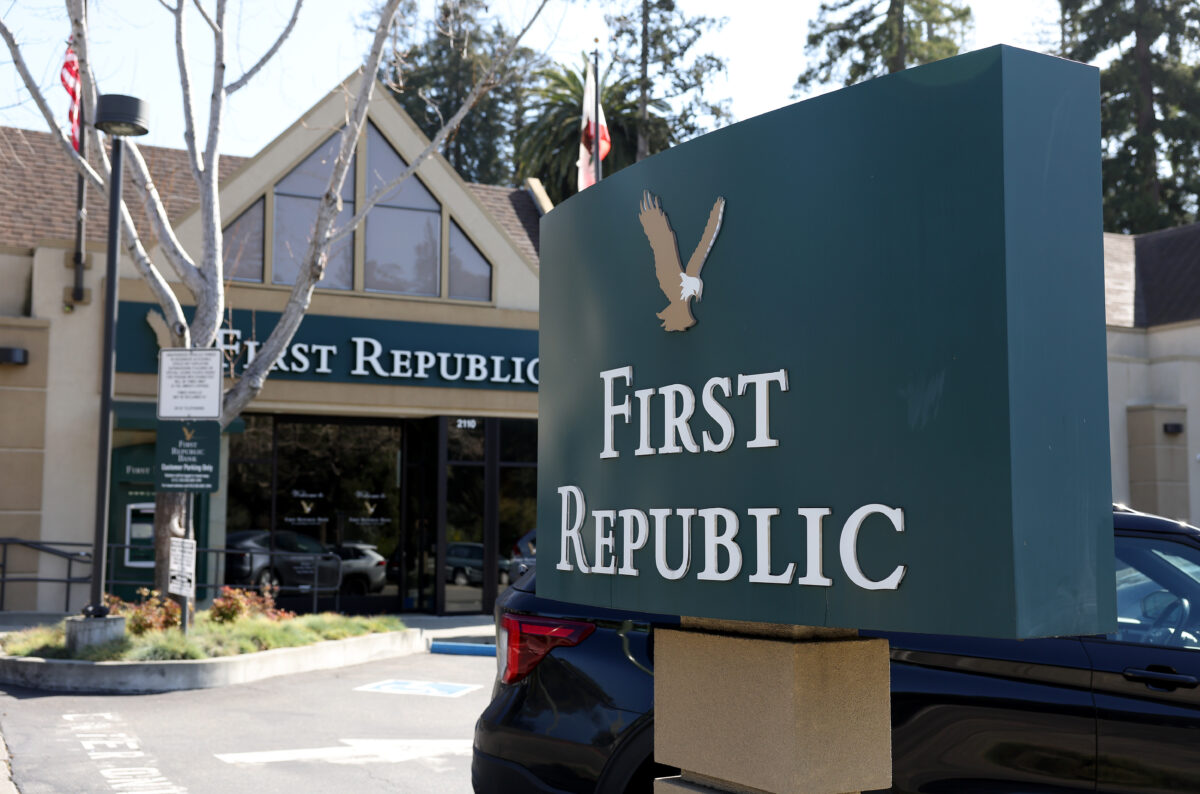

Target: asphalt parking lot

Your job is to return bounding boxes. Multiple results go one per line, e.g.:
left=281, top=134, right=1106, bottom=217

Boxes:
left=0, top=650, right=497, bottom=793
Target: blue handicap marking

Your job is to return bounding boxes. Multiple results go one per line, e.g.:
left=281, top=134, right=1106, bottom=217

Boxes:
left=354, top=679, right=483, bottom=698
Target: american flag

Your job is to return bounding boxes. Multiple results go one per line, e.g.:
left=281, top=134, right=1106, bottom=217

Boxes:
left=61, top=41, right=80, bottom=151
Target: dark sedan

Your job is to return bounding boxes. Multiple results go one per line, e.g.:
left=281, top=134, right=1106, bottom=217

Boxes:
left=224, top=529, right=341, bottom=593
left=473, top=507, right=1200, bottom=793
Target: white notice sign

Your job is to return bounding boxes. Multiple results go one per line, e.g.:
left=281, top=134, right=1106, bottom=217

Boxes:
left=158, top=348, right=223, bottom=419
left=168, top=537, right=197, bottom=599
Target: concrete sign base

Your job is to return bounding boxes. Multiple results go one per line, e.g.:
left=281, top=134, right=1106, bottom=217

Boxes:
left=64, top=615, right=126, bottom=655
left=655, top=621, right=891, bottom=794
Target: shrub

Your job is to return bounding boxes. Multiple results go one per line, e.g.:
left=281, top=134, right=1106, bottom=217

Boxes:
left=105, top=588, right=181, bottom=635
left=209, top=586, right=293, bottom=624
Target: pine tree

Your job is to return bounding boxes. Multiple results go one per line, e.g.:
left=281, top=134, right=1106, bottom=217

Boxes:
left=605, top=0, right=732, bottom=161
left=795, top=0, right=972, bottom=93
left=1064, top=0, right=1200, bottom=233
left=383, top=0, right=540, bottom=185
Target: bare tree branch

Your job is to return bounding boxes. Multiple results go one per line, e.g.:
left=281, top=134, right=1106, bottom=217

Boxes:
left=191, top=0, right=220, bottom=34
left=172, top=0, right=205, bottom=179
left=225, top=0, right=303, bottom=95
left=330, top=0, right=553, bottom=244
left=124, top=142, right=204, bottom=292
left=221, top=0, right=406, bottom=423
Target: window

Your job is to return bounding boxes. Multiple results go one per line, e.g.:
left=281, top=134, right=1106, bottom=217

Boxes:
left=223, top=198, right=264, bottom=282
left=226, top=120, right=497, bottom=302
left=273, top=134, right=355, bottom=290
left=1110, top=535, right=1200, bottom=649
left=364, top=123, right=441, bottom=296
left=449, top=220, right=491, bottom=301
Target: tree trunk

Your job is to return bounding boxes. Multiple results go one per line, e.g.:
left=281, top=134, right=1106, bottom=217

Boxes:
left=887, top=0, right=906, bottom=73
left=636, top=0, right=649, bottom=161
left=153, top=491, right=189, bottom=595
left=1133, top=0, right=1160, bottom=211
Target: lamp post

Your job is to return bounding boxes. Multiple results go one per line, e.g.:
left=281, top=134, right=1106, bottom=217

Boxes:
left=84, top=94, right=149, bottom=618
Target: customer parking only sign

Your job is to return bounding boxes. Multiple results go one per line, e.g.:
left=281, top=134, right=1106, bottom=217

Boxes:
left=536, top=46, right=1116, bottom=639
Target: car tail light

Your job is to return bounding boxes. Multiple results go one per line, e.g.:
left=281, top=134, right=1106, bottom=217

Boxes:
left=498, top=613, right=595, bottom=684
left=375, top=560, right=385, bottom=566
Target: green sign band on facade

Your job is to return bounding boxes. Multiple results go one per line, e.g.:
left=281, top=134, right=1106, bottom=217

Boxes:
left=537, top=46, right=1116, bottom=640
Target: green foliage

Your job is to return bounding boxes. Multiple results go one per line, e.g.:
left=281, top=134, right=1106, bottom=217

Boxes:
left=0, top=611, right=405, bottom=662
left=210, top=586, right=294, bottom=624
left=382, top=0, right=540, bottom=185
left=105, top=589, right=181, bottom=635
left=796, top=0, right=973, bottom=92
left=515, top=58, right=671, bottom=204
left=605, top=0, right=733, bottom=152
left=1063, top=0, right=1200, bottom=232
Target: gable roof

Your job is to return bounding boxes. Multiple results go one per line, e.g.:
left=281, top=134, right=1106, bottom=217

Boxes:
left=0, top=124, right=540, bottom=261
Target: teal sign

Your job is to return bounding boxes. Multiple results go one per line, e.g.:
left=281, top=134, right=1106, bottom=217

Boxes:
left=536, top=46, right=1116, bottom=639
left=155, top=421, right=221, bottom=492
left=117, top=303, right=539, bottom=391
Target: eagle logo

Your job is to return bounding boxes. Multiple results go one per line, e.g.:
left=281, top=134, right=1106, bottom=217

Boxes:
left=300, top=500, right=314, bottom=514
left=638, top=190, right=726, bottom=332
left=364, top=501, right=377, bottom=516
left=181, top=425, right=195, bottom=441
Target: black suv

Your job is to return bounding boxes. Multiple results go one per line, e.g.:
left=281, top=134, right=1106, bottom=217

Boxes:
left=473, top=507, right=1200, bottom=793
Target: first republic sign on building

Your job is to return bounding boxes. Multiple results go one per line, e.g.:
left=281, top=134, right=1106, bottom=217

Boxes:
left=536, top=46, right=1116, bottom=639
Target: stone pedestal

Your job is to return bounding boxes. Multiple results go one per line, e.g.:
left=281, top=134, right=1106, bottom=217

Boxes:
left=64, top=615, right=125, bottom=655
left=654, top=620, right=891, bottom=794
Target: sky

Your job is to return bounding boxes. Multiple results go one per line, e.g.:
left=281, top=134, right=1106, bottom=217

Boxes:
left=1, top=0, right=1063, bottom=158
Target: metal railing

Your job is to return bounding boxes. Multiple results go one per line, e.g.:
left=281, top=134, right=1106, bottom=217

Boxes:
left=0, top=538, right=341, bottom=615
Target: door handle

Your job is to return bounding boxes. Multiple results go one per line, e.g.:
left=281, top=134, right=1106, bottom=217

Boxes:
left=1122, top=667, right=1199, bottom=689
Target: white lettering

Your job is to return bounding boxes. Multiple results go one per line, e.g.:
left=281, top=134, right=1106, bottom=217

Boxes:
left=592, top=510, right=617, bottom=574
left=796, top=508, right=834, bottom=586
left=748, top=508, right=795, bottom=584
left=654, top=508, right=693, bottom=581
left=527, top=358, right=540, bottom=385
left=839, top=504, right=906, bottom=591
left=466, top=354, right=488, bottom=381
left=697, top=507, right=741, bottom=581
left=634, top=388, right=655, bottom=456
left=490, top=355, right=512, bottom=383
left=659, top=384, right=700, bottom=455
left=351, top=337, right=388, bottom=377
left=617, top=508, right=649, bottom=576
left=310, top=344, right=336, bottom=374
left=391, top=350, right=413, bottom=378
left=414, top=351, right=436, bottom=379
left=738, top=369, right=789, bottom=448
left=511, top=356, right=527, bottom=385
left=601, top=366, right=633, bottom=459
left=556, top=486, right=591, bottom=573
left=290, top=343, right=311, bottom=374
left=701, top=376, right=734, bottom=453
left=438, top=352, right=465, bottom=380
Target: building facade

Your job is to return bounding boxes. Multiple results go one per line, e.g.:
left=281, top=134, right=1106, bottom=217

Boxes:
left=0, top=79, right=548, bottom=615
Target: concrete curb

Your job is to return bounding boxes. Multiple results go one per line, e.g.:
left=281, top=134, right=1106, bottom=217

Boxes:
left=0, top=629, right=425, bottom=694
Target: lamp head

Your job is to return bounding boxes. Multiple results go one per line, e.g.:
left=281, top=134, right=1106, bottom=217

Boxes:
left=95, top=94, right=149, bottom=137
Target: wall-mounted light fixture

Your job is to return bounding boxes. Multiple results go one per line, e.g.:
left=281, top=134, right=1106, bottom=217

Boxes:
left=1164, top=422, right=1184, bottom=435
left=0, top=347, right=28, bottom=365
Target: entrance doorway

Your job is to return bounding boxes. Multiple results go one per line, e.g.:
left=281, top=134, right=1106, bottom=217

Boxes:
left=225, top=414, right=535, bottom=615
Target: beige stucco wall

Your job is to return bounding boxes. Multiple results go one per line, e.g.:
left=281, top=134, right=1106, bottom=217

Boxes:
left=0, top=250, right=33, bottom=317
left=1108, top=319, right=1200, bottom=524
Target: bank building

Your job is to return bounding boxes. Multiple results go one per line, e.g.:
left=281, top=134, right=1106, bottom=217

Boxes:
left=2, top=77, right=1200, bottom=617
left=0, top=79, right=543, bottom=616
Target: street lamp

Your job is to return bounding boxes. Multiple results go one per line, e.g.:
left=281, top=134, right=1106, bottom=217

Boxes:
left=83, top=94, right=149, bottom=618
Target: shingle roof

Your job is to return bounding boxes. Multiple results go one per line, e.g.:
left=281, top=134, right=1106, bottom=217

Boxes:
left=1133, top=222, right=1200, bottom=327
left=0, top=125, right=245, bottom=250
left=0, top=125, right=540, bottom=263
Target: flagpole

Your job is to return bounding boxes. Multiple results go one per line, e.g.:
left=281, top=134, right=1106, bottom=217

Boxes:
left=593, top=43, right=601, bottom=186
left=72, top=106, right=87, bottom=304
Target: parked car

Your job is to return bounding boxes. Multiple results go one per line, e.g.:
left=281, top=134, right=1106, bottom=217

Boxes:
left=473, top=507, right=1200, bottom=793
left=331, top=542, right=387, bottom=595
left=445, top=541, right=511, bottom=587
left=224, top=529, right=341, bottom=593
